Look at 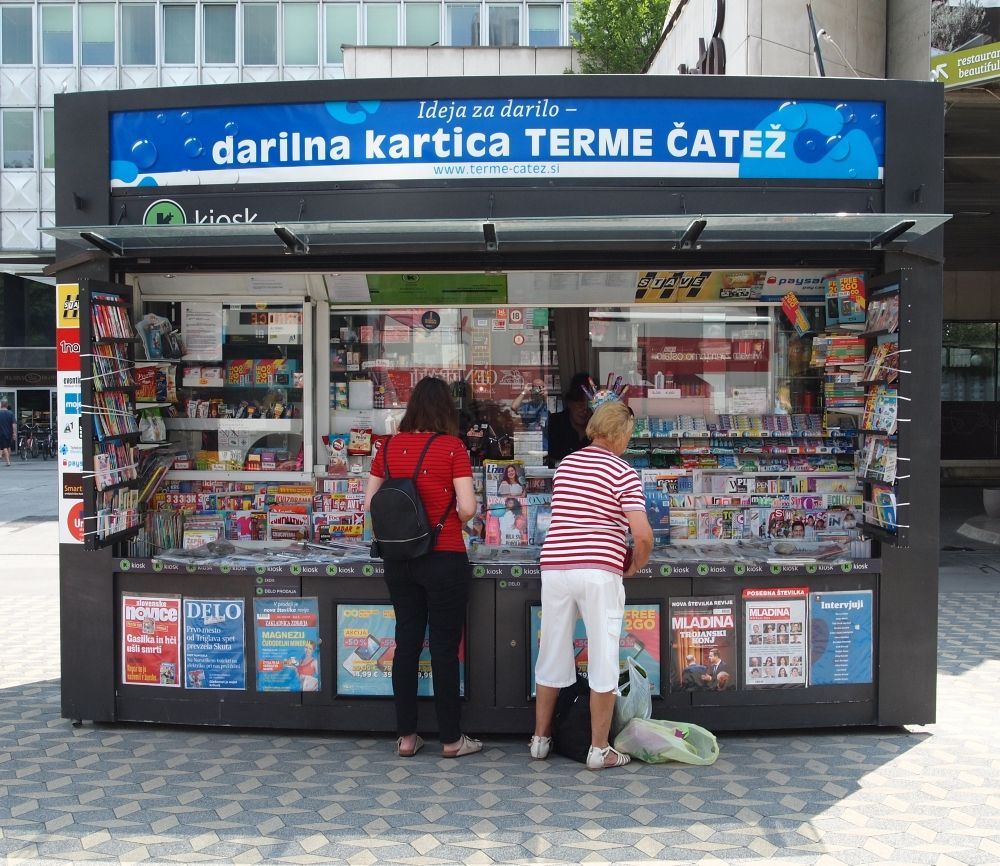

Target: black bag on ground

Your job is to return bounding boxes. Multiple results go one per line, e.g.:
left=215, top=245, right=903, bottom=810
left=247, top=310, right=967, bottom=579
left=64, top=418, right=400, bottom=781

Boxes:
left=552, top=676, right=592, bottom=764
left=369, top=434, right=454, bottom=561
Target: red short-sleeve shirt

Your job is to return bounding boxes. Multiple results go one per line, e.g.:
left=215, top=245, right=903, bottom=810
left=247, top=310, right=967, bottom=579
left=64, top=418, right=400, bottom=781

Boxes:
left=370, top=432, right=472, bottom=553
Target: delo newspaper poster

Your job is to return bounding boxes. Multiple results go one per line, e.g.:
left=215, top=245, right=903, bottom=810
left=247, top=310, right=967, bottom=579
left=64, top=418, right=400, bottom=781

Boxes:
left=183, top=598, right=246, bottom=690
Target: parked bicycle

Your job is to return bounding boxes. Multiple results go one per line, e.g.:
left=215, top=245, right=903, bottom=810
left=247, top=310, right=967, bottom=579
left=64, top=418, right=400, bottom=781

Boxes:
left=38, top=426, right=56, bottom=460
left=17, top=421, right=39, bottom=460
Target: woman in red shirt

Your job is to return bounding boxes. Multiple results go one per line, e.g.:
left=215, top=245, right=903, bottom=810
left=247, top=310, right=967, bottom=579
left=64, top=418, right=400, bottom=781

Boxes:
left=365, top=377, right=481, bottom=758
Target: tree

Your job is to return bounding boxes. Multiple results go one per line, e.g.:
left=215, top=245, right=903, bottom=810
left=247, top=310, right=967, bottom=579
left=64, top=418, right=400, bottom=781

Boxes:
left=931, top=0, right=987, bottom=52
left=572, top=0, right=672, bottom=74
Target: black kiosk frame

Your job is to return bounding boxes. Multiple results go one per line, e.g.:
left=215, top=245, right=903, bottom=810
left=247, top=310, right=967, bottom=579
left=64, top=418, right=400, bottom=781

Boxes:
left=53, top=74, right=945, bottom=733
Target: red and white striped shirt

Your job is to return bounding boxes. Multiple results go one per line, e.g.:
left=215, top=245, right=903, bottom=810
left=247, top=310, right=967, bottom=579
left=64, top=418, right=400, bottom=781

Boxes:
left=540, top=445, right=646, bottom=576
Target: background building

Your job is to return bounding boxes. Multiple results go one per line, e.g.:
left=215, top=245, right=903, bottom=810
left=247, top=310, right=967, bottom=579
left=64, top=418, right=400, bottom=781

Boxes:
left=0, top=0, right=579, bottom=424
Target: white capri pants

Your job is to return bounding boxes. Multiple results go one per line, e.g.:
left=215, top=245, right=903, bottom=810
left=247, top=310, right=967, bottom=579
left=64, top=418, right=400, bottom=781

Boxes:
left=534, top=568, right=625, bottom=694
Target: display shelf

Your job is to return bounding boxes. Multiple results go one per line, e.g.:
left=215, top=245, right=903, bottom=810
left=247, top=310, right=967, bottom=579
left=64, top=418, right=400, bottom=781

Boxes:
left=164, top=418, right=303, bottom=432
left=95, top=476, right=138, bottom=494
left=94, top=337, right=136, bottom=346
left=95, top=430, right=142, bottom=444
left=96, top=524, right=143, bottom=546
left=180, top=382, right=304, bottom=390
left=698, top=470, right=855, bottom=477
left=136, top=441, right=168, bottom=449
left=135, top=401, right=173, bottom=409
left=166, top=470, right=312, bottom=482
left=135, top=359, right=181, bottom=367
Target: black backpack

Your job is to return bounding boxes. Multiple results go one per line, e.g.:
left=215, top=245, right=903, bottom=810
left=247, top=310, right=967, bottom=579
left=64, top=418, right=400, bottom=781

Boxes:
left=369, top=434, right=455, bottom=560
left=552, top=676, right=592, bottom=764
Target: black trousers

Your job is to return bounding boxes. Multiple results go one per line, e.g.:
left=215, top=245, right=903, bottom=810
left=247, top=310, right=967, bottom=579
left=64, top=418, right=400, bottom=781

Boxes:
left=384, top=551, right=471, bottom=743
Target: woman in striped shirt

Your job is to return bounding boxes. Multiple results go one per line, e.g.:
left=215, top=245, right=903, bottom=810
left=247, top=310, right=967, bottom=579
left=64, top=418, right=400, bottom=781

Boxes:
left=530, top=400, right=654, bottom=769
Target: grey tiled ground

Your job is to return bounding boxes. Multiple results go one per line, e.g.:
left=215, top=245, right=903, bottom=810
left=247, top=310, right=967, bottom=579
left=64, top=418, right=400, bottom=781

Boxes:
left=0, top=590, right=998, bottom=865
left=1, top=470, right=998, bottom=865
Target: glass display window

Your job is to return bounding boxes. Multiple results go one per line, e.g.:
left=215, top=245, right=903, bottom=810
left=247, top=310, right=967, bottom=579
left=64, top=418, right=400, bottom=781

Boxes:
left=141, top=301, right=310, bottom=479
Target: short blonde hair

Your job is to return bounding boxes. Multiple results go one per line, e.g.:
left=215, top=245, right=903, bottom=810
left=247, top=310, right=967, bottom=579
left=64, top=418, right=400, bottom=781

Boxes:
left=586, top=401, right=634, bottom=442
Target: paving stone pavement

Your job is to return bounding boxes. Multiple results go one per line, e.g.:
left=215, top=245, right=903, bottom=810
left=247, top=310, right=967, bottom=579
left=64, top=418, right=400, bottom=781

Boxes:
left=0, top=588, right=997, bottom=866
left=1, top=472, right=999, bottom=865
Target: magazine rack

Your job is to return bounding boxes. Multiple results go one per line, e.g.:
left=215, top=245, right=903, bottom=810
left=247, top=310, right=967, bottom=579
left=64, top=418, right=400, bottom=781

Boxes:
left=79, top=281, right=145, bottom=549
left=857, top=272, right=909, bottom=547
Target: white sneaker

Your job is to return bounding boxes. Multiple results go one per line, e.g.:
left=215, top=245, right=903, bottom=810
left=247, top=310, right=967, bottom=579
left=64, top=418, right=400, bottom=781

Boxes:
left=529, top=735, right=552, bottom=759
left=586, top=745, right=631, bottom=769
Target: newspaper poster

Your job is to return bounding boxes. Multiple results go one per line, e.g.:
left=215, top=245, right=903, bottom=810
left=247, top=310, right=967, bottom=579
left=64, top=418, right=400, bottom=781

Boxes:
left=743, top=587, right=808, bottom=687
left=121, top=595, right=181, bottom=687
left=528, top=603, right=662, bottom=697
left=668, top=596, right=738, bottom=692
left=253, top=597, right=321, bottom=692
left=336, top=603, right=466, bottom=698
left=182, top=598, right=246, bottom=690
left=809, top=590, right=873, bottom=685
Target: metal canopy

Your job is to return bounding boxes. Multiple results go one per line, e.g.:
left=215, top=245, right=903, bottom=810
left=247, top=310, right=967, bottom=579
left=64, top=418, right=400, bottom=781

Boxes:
left=44, top=213, right=950, bottom=257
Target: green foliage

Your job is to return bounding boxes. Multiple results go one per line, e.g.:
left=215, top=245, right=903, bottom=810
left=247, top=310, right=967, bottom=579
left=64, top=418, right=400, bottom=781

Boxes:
left=931, top=0, right=987, bottom=52
left=572, top=0, right=672, bottom=74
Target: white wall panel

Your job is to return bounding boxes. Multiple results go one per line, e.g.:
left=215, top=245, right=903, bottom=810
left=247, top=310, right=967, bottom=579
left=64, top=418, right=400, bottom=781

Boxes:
left=121, top=68, right=159, bottom=89
left=81, top=68, right=118, bottom=92
left=1, top=211, right=40, bottom=251
left=355, top=47, right=392, bottom=78
left=41, top=211, right=55, bottom=251
left=41, top=173, right=56, bottom=212
left=425, top=48, right=464, bottom=77
left=202, top=67, right=240, bottom=85
left=161, top=67, right=199, bottom=88
left=390, top=49, right=429, bottom=78
left=760, top=40, right=810, bottom=77
left=0, top=68, right=36, bottom=107
left=39, top=69, right=78, bottom=107
left=1, top=173, right=38, bottom=211
left=463, top=48, right=500, bottom=76
left=535, top=48, right=576, bottom=75
left=283, top=66, right=322, bottom=81
left=243, top=67, right=281, bottom=83
left=498, top=48, right=535, bottom=75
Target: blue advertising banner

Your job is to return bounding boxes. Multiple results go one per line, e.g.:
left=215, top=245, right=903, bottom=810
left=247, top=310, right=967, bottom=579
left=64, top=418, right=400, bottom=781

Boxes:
left=809, top=590, right=873, bottom=685
left=253, top=597, right=321, bottom=692
left=528, top=603, right=662, bottom=697
left=182, top=598, right=246, bottom=690
left=110, top=97, right=885, bottom=190
left=335, top=603, right=466, bottom=697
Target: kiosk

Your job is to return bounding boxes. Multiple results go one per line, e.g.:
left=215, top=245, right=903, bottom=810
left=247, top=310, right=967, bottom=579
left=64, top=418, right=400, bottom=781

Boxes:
left=51, top=74, right=946, bottom=733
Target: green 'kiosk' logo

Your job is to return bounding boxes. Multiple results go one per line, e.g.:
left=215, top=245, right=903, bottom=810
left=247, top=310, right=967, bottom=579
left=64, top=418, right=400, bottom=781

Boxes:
left=143, top=199, right=186, bottom=226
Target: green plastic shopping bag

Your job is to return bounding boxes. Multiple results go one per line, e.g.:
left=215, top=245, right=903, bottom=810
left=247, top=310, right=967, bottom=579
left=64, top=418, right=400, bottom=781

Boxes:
left=613, top=717, right=720, bottom=765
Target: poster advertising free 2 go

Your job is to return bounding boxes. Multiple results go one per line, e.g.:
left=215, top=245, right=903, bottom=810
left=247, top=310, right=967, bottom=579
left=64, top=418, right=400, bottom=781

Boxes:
left=527, top=604, right=662, bottom=697
left=254, top=598, right=320, bottom=692
left=336, top=604, right=466, bottom=698
left=110, top=97, right=885, bottom=188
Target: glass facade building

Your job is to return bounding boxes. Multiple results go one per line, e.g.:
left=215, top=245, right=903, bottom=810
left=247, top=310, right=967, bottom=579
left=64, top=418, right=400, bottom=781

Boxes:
left=0, top=0, right=576, bottom=253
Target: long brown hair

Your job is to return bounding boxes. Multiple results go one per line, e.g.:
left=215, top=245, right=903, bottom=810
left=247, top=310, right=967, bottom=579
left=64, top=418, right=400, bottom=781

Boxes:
left=398, top=376, right=458, bottom=435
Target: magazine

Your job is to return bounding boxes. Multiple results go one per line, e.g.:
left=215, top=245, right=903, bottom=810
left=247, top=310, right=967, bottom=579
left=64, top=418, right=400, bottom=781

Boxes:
left=668, top=596, right=737, bottom=693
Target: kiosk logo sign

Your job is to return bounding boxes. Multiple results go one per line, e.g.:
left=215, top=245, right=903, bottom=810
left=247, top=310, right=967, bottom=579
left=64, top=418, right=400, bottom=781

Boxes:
left=143, top=199, right=186, bottom=226
left=143, top=198, right=258, bottom=225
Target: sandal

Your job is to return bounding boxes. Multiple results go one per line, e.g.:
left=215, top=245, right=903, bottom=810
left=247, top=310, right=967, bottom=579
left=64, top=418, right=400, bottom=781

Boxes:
left=396, top=734, right=424, bottom=757
left=529, top=735, right=552, bottom=760
left=586, top=744, right=631, bottom=769
left=442, top=734, right=483, bottom=758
